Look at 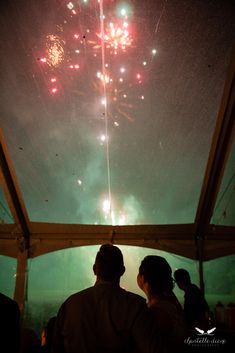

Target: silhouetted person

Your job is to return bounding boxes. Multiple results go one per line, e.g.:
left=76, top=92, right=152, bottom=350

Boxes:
left=20, top=327, right=40, bottom=353
left=174, top=268, right=209, bottom=329
left=52, top=244, right=161, bottom=353
left=40, top=316, right=57, bottom=352
left=138, top=256, right=187, bottom=353
left=0, top=292, right=21, bottom=353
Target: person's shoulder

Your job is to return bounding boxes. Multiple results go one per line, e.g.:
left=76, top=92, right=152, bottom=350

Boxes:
left=67, top=286, right=93, bottom=301
left=190, top=283, right=203, bottom=294
left=122, top=288, right=146, bottom=305
left=0, top=292, right=19, bottom=310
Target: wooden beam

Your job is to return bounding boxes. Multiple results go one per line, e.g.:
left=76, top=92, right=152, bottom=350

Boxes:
left=195, top=48, right=235, bottom=237
left=0, top=129, right=30, bottom=250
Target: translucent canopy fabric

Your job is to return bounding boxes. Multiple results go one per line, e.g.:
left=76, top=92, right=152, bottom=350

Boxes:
left=211, top=139, right=235, bottom=226
left=0, top=0, right=234, bottom=226
left=0, top=185, right=13, bottom=224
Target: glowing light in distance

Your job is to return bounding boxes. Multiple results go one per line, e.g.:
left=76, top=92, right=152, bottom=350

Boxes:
left=143, top=61, right=147, bottom=66
left=100, top=134, right=106, bottom=142
left=75, top=49, right=80, bottom=54
left=120, top=67, right=125, bottom=73
left=114, top=121, right=119, bottom=126
left=67, top=2, right=74, bottom=10
left=141, top=95, right=145, bottom=100
left=123, top=94, right=127, bottom=98
left=83, top=0, right=88, bottom=2
left=50, top=78, right=56, bottom=82
left=77, top=179, right=82, bottom=185
left=136, top=73, right=141, bottom=79
left=123, top=22, right=128, bottom=28
left=74, top=34, right=79, bottom=39
left=51, top=88, right=57, bottom=93
left=119, top=78, right=123, bottom=82
left=152, top=48, right=157, bottom=55
left=105, top=63, right=109, bottom=67
left=40, top=57, right=47, bottom=62
left=72, top=9, right=77, bottom=15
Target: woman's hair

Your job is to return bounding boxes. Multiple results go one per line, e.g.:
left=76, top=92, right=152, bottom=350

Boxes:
left=139, top=255, right=174, bottom=295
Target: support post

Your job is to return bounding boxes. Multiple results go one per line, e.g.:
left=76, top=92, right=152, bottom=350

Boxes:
left=197, top=236, right=205, bottom=294
left=14, top=246, right=28, bottom=316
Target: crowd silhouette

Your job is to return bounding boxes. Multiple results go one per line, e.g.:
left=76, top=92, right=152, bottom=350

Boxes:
left=1, top=244, right=233, bottom=353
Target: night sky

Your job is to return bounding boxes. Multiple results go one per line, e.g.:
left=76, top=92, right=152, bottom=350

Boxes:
left=0, top=0, right=234, bottom=225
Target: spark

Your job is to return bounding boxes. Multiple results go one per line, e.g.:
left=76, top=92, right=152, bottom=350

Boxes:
left=143, top=61, right=147, bottom=66
left=46, top=35, right=64, bottom=68
left=140, top=95, right=145, bottom=100
left=77, top=179, right=82, bottom=185
left=50, top=78, right=57, bottom=82
left=51, top=88, right=57, bottom=94
left=69, top=64, right=79, bottom=69
left=67, top=2, right=74, bottom=10
left=100, top=134, right=106, bottom=142
left=101, top=98, right=107, bottom=106
left=120, top=8, right=127, bottom=17
left=97, top=71, right=110, bottom=83
left=40, top=57, right=47, bottom=63
left=97, top=21, right=133, bottom=53
left=114, top=121, right=119, bottom=126
left=72, top=9, right=77, bottom=15
left=74, top=34, right=79, bottom=39
left=136, top=73, right=141, bottom=79
left=102, top=199, right=111, bottom=214
left=119, top=78, right=123, bottom=82
left=120, top=67, right=125, bottom=73
left=75, top=49, right=80, bottom=54
left=152, top=48, right=157, bottom=55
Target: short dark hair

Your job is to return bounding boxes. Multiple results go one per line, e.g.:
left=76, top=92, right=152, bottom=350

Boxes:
left=94, top=244, right=125, bottom=281
left=139, top=255, right=174, bottom=294
left=174, top=268, right=191, bottom=285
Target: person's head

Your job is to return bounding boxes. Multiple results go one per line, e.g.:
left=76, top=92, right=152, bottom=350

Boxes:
left=41, top=316, right=57, bottom=347
left=93, top=243, right=125, bottom=282
left=174, top=268, right=191, bottom=290
left=137, top=255, right=174, bottom=299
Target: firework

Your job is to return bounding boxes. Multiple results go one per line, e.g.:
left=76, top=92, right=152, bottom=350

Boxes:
left=46, top=34, right=65, bottom=68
